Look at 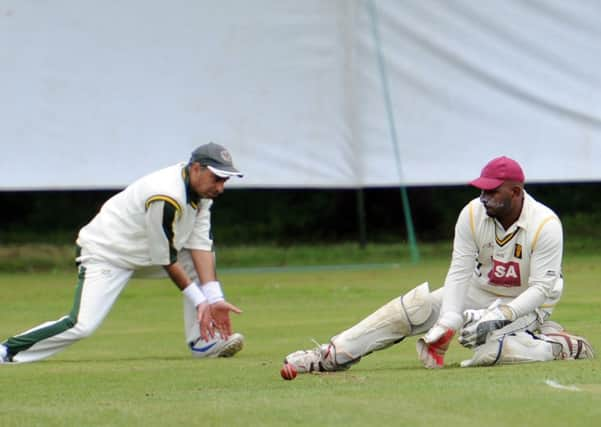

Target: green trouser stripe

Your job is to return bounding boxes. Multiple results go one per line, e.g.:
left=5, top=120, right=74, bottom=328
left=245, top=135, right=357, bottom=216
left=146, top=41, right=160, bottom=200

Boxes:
left=4, top=266, right=86, bottom=359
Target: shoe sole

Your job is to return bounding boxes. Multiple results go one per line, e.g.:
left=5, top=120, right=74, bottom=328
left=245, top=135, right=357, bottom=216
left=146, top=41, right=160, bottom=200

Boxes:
left=217, top=336, right=244, bottom=358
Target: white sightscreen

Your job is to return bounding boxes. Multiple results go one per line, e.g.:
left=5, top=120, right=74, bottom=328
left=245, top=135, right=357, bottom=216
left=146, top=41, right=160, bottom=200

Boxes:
left=1, top=0, right=600, bottom=189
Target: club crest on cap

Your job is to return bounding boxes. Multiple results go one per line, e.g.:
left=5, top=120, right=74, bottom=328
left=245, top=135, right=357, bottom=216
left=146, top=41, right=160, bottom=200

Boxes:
left=220, top=150, right=232, bottom=163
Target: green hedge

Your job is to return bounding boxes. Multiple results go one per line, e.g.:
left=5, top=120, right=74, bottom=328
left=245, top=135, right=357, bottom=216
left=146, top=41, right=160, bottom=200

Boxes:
left=1, top=183, right=600, bottom=245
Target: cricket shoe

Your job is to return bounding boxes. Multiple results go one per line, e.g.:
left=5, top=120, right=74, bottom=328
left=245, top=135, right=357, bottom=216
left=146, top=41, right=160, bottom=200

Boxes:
left=544, top=332, right=594, bottom=360
left=539, top=321, right=594, bottom=360
left=0, top=344, right=9, bottom=364
left=189, top=333, right=244, bottom=358
left=284, top=341, right=352, bottom=373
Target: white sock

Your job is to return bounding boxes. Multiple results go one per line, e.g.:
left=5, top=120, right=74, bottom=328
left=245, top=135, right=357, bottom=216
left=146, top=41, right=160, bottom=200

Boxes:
left=0, top=344, right=7, bottom=359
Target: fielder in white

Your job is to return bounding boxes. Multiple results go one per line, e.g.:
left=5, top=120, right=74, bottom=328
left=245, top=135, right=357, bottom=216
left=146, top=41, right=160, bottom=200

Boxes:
left=1, top=143, right=244, bottom=363
left=284, top=156, right=594, bottom=372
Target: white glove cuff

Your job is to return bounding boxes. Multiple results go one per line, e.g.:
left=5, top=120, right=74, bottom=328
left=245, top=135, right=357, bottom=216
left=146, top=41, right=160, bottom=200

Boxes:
left=182, top=281, right=207, bottom=307
left=202, top=280, right=225, bottom=304
left=498, top=304, right=517, bottom=321
left=438, top=312, right=464, bottom=331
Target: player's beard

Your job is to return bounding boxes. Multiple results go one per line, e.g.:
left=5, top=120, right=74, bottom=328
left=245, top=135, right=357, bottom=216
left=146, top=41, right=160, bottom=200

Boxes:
left=481, top=197, right=508, bottom=218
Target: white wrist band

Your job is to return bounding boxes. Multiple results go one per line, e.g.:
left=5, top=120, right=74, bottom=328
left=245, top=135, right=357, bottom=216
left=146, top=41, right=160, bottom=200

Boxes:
left=201, top=280, right=224, bottom=304
left=182, top=281, right=207, bottom=307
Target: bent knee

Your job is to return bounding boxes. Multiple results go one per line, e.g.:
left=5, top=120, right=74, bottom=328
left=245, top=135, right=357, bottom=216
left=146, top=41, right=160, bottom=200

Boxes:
left=71, top=319, right=101, bottom=338
left=402, top=283, right=442, bottom=335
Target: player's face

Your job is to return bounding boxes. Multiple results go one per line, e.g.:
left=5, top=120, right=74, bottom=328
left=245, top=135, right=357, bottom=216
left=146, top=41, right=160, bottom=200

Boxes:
left=479, top=182, right=517, bottom=219
left=191, top=164, right=229, bottom=199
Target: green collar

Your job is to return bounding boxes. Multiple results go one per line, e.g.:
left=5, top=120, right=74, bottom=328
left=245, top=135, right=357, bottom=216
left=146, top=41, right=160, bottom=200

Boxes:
left=182, top=166, right=200, bottom=209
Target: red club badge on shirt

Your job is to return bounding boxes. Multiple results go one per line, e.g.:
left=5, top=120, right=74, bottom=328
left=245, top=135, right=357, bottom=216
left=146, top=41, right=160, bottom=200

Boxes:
left=488, top=259, right=521, bottom=287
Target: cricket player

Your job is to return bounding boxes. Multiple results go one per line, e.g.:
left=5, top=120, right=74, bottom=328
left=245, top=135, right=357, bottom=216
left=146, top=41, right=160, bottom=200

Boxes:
left=1, top=143, right=244, bottom=363
left=284, top=156, right=594, bottom=372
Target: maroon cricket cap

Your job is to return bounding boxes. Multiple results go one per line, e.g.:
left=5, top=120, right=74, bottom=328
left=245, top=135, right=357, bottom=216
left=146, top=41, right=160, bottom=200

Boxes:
left=469, top=156, right=525, bottom=190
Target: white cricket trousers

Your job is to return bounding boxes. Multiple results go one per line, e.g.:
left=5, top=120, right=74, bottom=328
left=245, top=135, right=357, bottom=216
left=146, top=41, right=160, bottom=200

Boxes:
left=4, top=260, right=134, bottom=363
left=3, top=251, right=204, bottom=363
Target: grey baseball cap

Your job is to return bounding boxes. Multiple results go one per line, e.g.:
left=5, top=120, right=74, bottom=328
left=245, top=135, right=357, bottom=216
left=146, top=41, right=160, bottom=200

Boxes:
left=189, top=142, right=243, bottom=178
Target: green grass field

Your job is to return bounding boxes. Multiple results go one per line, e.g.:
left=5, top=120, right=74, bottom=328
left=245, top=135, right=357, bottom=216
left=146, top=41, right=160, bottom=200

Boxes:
left=1, top=249, right=600, bottom=426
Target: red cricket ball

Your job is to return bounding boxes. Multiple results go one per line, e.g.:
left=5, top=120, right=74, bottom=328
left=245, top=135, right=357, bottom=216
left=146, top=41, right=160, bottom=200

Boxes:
left=280, top=363, right=297, bottom=380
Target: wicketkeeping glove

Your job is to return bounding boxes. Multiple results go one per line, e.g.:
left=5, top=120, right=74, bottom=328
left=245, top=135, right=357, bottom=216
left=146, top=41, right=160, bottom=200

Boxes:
left=462, top=307, right=487, bottom=325
left=416, top=323, right=456, bottom=369
left=458, top=304, right=515, bottom=349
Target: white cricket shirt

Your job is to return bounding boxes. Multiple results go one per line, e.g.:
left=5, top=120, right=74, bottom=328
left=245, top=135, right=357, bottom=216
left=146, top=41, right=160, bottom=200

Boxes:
left=440, top=191, right=563, bottom=329
left=76, top=163, right=213, bottom=269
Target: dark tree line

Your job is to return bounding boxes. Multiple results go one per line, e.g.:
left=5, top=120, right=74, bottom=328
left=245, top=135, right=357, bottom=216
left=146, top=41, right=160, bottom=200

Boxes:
left=1, top=182, right=600, bottom=245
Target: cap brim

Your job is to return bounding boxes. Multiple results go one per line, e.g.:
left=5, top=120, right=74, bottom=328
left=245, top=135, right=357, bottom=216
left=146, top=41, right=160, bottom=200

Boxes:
left=207, top=165, right=244, bottom=178
left=469, top=177, right=503, bottom=190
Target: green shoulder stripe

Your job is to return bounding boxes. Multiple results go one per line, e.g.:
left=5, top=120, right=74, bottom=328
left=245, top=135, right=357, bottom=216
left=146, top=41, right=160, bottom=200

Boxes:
left=145, top=195, right=182, bottom=214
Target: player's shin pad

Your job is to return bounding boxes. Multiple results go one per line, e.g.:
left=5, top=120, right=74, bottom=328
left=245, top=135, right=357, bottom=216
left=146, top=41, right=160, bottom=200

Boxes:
left=460, top=311, right=545, bottom=367
left=486, top=310, right=544, bottom=342
left=330, top=282, right=433, bottom=365
left=461, top=331, right=558, bottom=367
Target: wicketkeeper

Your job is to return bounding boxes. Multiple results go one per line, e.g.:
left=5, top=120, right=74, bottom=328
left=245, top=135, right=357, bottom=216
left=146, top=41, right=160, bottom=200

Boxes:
left=284, top=156, right=594, bottom=372
left=1, top=143, right=244, bottom=363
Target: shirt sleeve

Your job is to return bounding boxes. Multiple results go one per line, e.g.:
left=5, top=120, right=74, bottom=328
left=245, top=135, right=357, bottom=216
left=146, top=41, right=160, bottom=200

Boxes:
left=145, top=199, right=179, bottom=265
left=439, top=203, right=479, bottom=329
left=507, top=216, right=563, bottom=317
left=183, top=199, right=214, bottom=251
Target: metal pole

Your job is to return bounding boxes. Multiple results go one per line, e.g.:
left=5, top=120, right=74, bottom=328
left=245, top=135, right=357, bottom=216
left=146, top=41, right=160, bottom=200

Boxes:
left=367, top=0, right=420, bottom=263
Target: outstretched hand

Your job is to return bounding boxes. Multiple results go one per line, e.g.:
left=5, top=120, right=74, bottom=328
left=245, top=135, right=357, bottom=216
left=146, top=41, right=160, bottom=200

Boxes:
left=209, top=300, right=242, bottom=340
left=196, top=301, right=242, bottom=341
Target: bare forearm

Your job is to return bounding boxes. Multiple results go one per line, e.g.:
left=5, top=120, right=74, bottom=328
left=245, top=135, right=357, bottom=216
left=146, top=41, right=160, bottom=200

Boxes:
left=190, top=249, right=218, bottom=283
left=163, top=262, right=192, bottom=290
left=164, top=261, right=207, bottom=312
